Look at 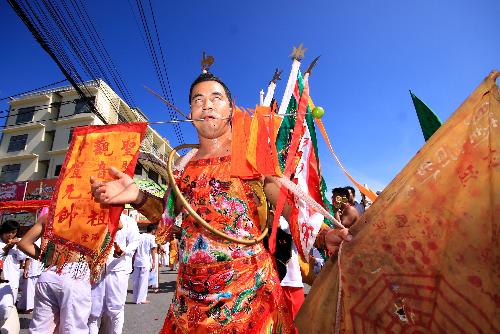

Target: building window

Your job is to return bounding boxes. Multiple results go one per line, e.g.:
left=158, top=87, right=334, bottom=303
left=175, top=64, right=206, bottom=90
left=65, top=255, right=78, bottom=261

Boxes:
left=38, top=160, right=50, bottom=179
left=7, top=134, right=28, bottom=152
left=148, top=169, right=159, bottom=183
left=54, top=165, right=62, bottom=177
left=74, top=97, right=95, bottom=114
left=134, top=163, right=142, bottom=176
left=45, top=131, right=55, bottom=151
left=0, top=164, right=21, bottom=182
left=68, top=127, right=74, bottom=143
left=15, top=106, right=35, bottom=124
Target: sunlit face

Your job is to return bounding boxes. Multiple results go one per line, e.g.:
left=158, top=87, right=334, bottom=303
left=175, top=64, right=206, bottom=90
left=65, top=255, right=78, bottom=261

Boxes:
left=189, top=81, right=232, bottom=140
left=347, top=189, right=355, bottom=204
left=1, top=230, right=17, bottom=243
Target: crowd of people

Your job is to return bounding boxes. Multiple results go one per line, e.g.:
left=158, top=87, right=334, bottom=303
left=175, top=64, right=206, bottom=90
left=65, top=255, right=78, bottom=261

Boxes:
left=0, top=214, right=180, bottom=333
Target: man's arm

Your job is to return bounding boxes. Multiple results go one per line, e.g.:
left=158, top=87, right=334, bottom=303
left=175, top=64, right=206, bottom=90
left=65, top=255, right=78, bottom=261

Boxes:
left=122, top=218, right=141, bottom=256
left=150, top=247, right=157, bottom=271
left=341, top=206, right=359, bottom=228
left=91, top=167, right=164, bottom=223
left=263, top=177, right=292, bottom=222
left=23, top=258, right=31, bottom=279
left=264, top=177, right=352, bottom=252
left=18, top=216, right=45, bottom=259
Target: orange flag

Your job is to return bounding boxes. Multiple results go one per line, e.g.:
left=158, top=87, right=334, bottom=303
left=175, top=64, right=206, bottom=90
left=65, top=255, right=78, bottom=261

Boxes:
left=296, top=71, right=500, bottom=333
left=44, top=123, right=147, bottom=278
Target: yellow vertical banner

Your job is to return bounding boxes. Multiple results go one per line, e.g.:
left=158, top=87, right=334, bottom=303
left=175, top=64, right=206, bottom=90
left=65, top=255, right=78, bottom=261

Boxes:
left=44, top=122, right=147, bottom=277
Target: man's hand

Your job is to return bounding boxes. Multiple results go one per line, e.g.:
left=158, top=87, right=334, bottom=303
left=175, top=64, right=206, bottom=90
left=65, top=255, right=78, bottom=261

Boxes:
left=90, top=167, right=141, bottom=205
left=9, top=238, right=20, bottom=245
left=325, top=228, right=352, bottom=254
left=23, top=269, right=29, bottom=279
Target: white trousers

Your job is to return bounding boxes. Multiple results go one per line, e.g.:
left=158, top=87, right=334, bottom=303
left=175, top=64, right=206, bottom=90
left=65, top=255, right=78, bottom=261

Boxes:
left=29, top=270, right=91, bottom=334
left=0, top=307, right=19, bottom=334
left=132, top=267, right=149, bottom=304
left=88, top=271, right=129, bottom=334
left=148, top=257, right=159, bottom=289
left=18, top=276, right=39, bottom=311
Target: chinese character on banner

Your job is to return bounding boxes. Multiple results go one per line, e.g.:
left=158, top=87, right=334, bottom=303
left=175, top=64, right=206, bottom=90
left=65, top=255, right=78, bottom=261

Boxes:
left=44, top=123, right=147, bottom=281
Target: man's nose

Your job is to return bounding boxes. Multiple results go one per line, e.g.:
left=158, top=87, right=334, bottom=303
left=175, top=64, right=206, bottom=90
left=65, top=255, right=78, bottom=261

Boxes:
left=202, top=98, right=213, bottom=110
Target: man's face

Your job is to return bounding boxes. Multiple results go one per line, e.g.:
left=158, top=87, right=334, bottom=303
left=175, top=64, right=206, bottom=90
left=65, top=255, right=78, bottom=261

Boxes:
left=190, top=80, right=232, bottom=140
left=332, top=192, right=347, bottom=209
left=1, top=230, right=17, bottom=243
left=347, top=189, right=355, bottom=204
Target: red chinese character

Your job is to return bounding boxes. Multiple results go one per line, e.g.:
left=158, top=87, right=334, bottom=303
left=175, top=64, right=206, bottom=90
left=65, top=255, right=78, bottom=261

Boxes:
left=301, top=222, right=314, bottom=247
left=121, top=161, right=129, bottom=171
left=61, top=184, right=82, bottom=200
left=81, top=233, right=89, bottom=242
left=87, top=210, right=107, bottom=226
left=395, top=215, right=409, bottom=228
left=91, top=233, right=100, bottom=242
left=66, top=161, right=84, bottom=179
left=458, top=164, right=479, bottom=186
left=374, top=220, right=387, bottom=230
left=94, top=161, right=107, bottom=179
left=55, top=203, right=78, bottom=228
left=121, top=139, right=137, bottom=156
left=94, top=137, right=113, bottom=156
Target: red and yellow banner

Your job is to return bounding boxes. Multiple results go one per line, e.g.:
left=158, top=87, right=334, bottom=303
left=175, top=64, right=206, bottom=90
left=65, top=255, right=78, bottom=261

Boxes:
left=45, top=123, right=147, bottom=269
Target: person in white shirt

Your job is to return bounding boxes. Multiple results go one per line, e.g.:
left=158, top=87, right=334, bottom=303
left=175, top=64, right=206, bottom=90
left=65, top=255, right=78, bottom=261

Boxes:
left=160, top=242, right=170, bottom=267
left=18, top=208, right=91, bottom=334
left=0, top=220, right=23, bottom=334
left=132, top=224, right=157, bottom=304
left=18, top=239, right=43, bottom=313
left=0, top=221, right=25, bottom=304
left=88, top=214, right=140, bottom=334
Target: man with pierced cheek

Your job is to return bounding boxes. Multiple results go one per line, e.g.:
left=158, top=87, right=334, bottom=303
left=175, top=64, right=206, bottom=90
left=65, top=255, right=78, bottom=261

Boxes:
left=90, top=72, right=352, bottom=333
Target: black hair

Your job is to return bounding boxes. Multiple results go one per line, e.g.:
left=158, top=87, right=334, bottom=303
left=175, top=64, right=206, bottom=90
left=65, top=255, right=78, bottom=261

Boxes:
left=332, top=187, right=350, bottom=198
left=147, top=224, right=158, bottom=233
left=345, top=186, right=356, bottom=198
left=0, top=220, right=20, bottom=234
left=189, top=72, right=233, bottom=107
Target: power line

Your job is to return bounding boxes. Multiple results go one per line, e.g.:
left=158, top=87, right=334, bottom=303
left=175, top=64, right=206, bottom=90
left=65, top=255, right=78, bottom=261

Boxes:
left=7, top=0, right=136, bottom=126
left=7, top=0, right=104, bottom=123
left=133, top=0, right=184, bottom=146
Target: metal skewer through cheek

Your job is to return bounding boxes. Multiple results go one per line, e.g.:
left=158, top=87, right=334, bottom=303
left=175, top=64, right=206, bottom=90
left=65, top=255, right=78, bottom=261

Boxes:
left=167, top=144, right=269, bottom=245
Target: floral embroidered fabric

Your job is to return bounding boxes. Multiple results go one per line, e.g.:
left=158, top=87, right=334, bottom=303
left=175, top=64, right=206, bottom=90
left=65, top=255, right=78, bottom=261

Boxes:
left=161, top=155, right=294, bottom=333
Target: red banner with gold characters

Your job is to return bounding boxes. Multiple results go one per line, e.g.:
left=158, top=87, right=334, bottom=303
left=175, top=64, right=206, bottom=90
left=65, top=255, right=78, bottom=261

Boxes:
left=296, top=71, right=500, bottom=333
left=44, top=123, right=147, bottom=272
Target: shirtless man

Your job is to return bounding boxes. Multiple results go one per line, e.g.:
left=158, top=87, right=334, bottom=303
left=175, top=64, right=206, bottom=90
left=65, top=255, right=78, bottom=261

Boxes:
left=332, top=187, right=360, bottom=228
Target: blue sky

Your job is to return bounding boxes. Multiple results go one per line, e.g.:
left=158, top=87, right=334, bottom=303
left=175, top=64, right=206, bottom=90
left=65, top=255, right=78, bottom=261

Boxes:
left=0, top=0, right=498, bottom=196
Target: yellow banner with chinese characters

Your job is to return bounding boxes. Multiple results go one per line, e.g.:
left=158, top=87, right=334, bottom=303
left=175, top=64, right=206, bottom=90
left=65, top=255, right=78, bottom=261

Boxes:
left=296, top=71, right=500, bottom=333
left=45, top=123, right=147, bottom=273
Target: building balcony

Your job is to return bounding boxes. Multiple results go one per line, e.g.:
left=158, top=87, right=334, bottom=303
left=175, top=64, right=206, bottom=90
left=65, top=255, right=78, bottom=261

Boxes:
left=0, top=152, right=38, bottom=163
left=2, top=122, right=45, bottom=134
left=52, top=113, right=96, bottom=126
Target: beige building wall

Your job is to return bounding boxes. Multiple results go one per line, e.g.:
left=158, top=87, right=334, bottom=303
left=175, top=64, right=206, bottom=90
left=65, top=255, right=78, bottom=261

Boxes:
left=0, top=79, right=175, bottom=185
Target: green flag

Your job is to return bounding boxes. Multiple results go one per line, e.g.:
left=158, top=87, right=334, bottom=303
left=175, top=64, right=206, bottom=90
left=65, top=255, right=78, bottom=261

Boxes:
left=410, top=90, right=442, bottom=141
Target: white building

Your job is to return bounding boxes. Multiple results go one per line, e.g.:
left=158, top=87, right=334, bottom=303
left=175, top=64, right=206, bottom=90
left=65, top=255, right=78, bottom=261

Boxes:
left=0, top=79, right=175, bottom=186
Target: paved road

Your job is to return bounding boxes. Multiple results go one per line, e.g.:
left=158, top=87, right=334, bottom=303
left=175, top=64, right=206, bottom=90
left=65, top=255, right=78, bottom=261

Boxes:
left=19, top=267, right=178, bottom=334
left=18, top=267, right=310, bottom=333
